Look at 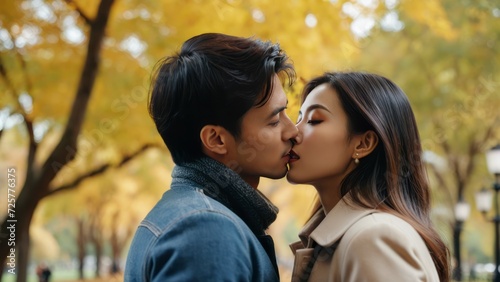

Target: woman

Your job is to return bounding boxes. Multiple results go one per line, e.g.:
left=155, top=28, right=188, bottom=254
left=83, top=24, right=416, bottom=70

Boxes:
left=287, top=72, right=450, bottom=281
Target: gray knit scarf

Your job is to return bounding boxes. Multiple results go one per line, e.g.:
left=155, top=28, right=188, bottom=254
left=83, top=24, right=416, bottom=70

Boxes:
left=171, top=157, right=279, bottom=235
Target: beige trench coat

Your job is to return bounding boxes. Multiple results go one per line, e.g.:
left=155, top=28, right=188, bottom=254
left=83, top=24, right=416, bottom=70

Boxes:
left=290, top=198, right=440, bottom=282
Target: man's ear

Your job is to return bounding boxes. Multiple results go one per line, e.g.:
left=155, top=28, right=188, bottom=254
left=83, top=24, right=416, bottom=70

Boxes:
left=200, top=125, right=229, bottom=156
left=353, top=130, right=378, bottom=159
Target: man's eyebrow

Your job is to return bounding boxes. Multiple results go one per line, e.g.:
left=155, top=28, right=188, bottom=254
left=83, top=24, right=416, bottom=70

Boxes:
left=267, top=100, right=288, bottom=119
left=298, top=104, right=331, bottom=116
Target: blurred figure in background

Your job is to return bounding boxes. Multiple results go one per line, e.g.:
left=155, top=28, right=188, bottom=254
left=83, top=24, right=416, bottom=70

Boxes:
left=36, top=262, right=51, bottom=282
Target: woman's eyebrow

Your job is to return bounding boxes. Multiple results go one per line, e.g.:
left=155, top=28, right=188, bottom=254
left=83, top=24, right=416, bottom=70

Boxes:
left=299, top=104, right=331, bottom=116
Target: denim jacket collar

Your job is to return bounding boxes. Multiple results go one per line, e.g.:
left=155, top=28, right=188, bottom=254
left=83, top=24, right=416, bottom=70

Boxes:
left=171, top=157, right=279, bottom=234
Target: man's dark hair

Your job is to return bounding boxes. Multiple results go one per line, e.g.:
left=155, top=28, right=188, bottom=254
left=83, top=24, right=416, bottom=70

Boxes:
left=148, top=33, right=295, bottom=164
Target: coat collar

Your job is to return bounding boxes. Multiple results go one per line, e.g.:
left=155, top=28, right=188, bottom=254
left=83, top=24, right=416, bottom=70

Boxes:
left=298, top=196, right=378, bottom=248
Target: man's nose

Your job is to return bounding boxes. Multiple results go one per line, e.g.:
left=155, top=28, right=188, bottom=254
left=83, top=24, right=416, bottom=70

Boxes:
left=291, top=129, right=302, bottom=145
left=282, top=116, right=299, bottom=142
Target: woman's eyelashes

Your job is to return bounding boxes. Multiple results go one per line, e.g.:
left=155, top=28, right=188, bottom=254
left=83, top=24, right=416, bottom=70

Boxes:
left=307, top=113, right=323, bottom=125
left=307, top=120, right=322, bottom=125
left=295, top=116, right=322, bottom=125
left=296, top=110, right=323, bottom=125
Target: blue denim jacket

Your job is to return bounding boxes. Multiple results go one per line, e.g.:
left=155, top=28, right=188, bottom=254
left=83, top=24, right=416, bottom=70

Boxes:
left=124, top=179, right=279, bottom=281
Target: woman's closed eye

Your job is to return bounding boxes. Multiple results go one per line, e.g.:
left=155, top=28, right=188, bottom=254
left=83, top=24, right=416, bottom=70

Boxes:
left=307, top=120, right=322, bottom=125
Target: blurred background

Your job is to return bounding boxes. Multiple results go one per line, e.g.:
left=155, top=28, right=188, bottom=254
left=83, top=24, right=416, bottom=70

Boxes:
left=0, top=0, right=499, bottom=281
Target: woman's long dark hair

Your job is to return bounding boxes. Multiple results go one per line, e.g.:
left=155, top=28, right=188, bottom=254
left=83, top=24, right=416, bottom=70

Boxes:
left=303, top=72, right=450, bottom=281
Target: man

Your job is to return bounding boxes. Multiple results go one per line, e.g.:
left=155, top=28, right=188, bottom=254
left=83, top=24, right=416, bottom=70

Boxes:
left=124, top=33, right=298, bottom=281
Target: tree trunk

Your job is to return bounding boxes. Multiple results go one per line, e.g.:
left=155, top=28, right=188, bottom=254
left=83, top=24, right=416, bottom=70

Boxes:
left=90, top=223, right=103, bottom=279
left=94, top=241, right=102, bottom=278
left=109, top=212, right=135, bottom=274
left=0, top=1, right=115, bottom=281
left=0, top=174, right=38, bottom=282
left=13, top=204, right=36, bottom=282
left=77, top=217, right=86, bottom=280
left=452, top=220, right=464, bottom=281
left=88, top=209, right=103, bottom=279
left=110, top=214, right=120, bottom=274
left=0, top=202, right=33, bottom=281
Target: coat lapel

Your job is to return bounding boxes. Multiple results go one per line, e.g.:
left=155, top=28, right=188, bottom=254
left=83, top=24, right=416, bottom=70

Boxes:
left=290, top=197, right=379, bottom=281
left=310, top=199, right=377, bottom=247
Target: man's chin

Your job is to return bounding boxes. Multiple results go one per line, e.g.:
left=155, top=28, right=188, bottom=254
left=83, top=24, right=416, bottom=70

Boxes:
left=263, top=168, right=288, bottom=180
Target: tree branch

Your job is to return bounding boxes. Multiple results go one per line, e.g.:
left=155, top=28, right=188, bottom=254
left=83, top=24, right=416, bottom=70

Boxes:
left=14, top=48, right=34, bottom=97
left=117, top=144, right=158, bottom=166
left=0, top=36, right=38, bottom=175
left=402, top=30, right=441, bottom=96
left=461, top=140, right=479, bottom=192
left=461, top=120, right=498, bottom=192
left=440, top=138, right=463, bottom=188
left=64, top=0, right=93, bottom=26
left=427, top=163, right=454, bottom=210
left=46, top=143, right=158, bottom=197
left=479, top=119, right=498, bottom=149
left=37, top=0, right=115, bottom=199
left=0, top=56, right=24, bottom=113
left=47, top=163, right=111, bottom=197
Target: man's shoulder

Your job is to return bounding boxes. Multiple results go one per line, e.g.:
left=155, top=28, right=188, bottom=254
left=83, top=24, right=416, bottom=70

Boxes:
left=126, top=184, right=279, bottom=282
left=140, top=184, right=244, bottom=234
left=154, top=184, right=232, bottom=212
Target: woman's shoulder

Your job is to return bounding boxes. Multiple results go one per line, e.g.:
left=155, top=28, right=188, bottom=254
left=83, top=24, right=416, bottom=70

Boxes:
left=333, top=211, right=439, bottom=281
left=339, top=211, right=427, bottom=253
left=330, top=211, right=439, bottom=281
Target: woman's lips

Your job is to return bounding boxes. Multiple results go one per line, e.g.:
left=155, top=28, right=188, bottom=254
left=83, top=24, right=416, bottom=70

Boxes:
left=288, top=149, right=300, bottom=163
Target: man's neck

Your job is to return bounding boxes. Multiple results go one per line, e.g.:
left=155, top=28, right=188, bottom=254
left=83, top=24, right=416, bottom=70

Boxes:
left=241, top=175, right=260, bottom=189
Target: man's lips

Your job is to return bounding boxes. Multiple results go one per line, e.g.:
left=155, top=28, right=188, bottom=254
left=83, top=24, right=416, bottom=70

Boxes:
left=287, top=149, right=300, bottom=163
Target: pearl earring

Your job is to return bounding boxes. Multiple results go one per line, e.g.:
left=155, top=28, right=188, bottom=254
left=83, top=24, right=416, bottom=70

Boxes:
left=354, top=153, right=359, bottom=164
